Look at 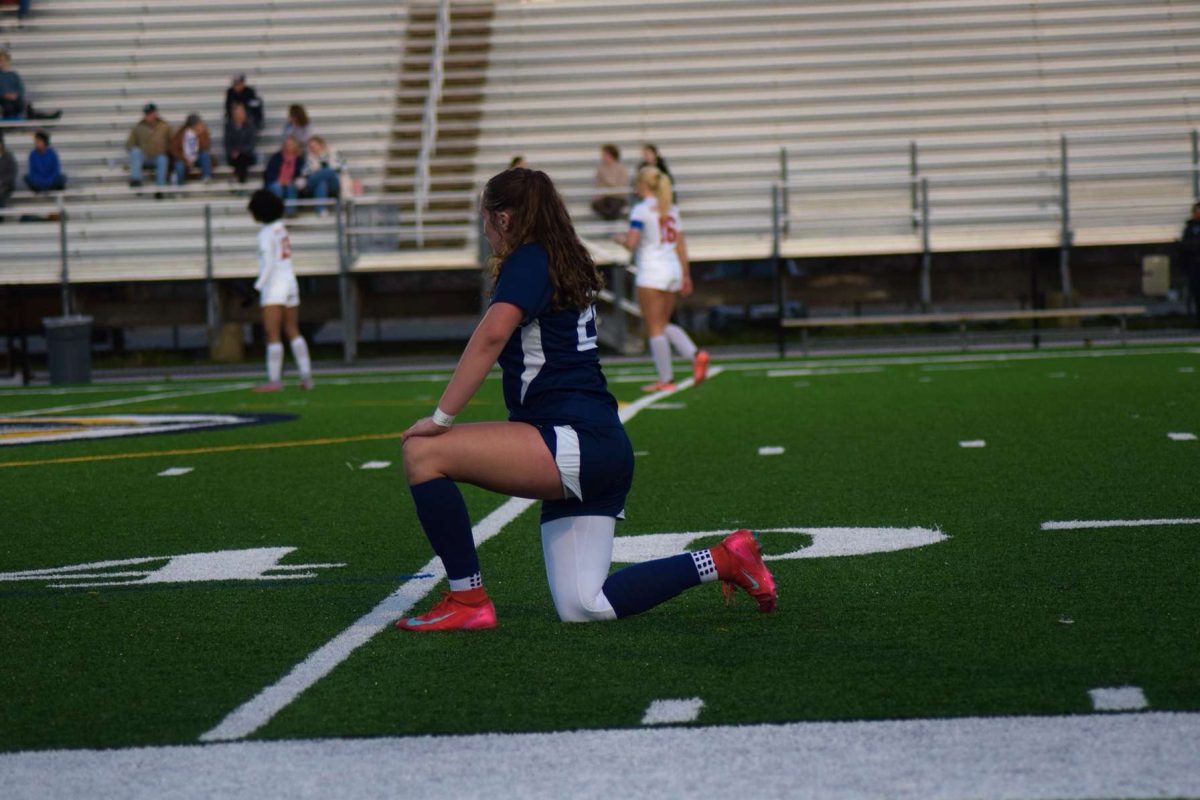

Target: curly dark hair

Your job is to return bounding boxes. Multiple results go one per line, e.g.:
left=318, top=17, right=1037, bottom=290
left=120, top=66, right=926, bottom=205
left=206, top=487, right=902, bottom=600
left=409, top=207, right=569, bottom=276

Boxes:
left=481, top=168, right=603, bottom=311
left=248, top=189, right=284, bottom=224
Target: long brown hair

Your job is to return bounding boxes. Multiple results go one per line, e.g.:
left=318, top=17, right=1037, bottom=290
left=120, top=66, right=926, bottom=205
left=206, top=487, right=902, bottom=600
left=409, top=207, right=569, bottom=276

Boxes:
left=481, top=168, right=603, bottom=311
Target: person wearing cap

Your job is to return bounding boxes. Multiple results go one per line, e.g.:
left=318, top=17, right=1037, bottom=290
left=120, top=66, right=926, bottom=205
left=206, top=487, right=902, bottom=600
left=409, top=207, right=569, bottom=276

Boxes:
left=126, top=103, right=172, bottom=187
left=225, top=74, right=264, bottom=128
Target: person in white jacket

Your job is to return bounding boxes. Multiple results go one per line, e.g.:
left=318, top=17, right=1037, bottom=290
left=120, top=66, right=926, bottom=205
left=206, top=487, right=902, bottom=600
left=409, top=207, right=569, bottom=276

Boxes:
left=248, top=189, right=313, bottom=392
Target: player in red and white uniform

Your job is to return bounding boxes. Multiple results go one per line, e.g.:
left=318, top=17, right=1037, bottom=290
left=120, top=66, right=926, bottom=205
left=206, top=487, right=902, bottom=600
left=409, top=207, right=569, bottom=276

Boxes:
left=618, top=165, right=709, bottom=392
left=248, top=189, right=313, bottom=392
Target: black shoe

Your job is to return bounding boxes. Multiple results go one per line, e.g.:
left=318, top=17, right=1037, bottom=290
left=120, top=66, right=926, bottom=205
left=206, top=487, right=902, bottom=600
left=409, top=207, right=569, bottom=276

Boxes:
left=130, top=180, right=143, bottom=188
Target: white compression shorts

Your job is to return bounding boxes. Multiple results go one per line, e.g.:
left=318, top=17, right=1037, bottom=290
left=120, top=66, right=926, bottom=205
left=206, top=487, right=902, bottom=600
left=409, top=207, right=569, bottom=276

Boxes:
left=259, top=271, right=300, bottom=308
left=540, top=515, right=619, bottom=623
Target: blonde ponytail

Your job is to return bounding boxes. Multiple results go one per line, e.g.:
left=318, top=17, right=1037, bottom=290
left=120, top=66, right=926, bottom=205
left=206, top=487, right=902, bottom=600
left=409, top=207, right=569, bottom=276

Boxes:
left=637, top=165, right=673, bottom=224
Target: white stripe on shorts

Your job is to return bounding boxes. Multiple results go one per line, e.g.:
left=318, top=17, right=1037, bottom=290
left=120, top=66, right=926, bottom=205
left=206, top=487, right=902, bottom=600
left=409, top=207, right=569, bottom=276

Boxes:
left=553, top=425, right=583, bottom=501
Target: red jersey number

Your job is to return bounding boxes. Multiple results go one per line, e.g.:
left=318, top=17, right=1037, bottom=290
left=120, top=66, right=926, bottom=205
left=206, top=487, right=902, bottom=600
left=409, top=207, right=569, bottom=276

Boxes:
left=658, top=216, right=678, bottom=244
left=278, top=233, right=292, bottom=260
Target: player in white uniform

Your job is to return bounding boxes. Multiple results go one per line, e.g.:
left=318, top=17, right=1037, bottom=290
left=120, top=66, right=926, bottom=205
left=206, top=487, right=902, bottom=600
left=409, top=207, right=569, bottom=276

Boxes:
left=618, top=165, right=709, bottom=391
left=248, top=189, right=313, bottom=392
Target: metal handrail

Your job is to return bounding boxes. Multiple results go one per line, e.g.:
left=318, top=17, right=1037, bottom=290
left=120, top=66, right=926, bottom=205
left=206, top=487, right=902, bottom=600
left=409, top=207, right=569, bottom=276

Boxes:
left=413, top=0, right=451, bottom=247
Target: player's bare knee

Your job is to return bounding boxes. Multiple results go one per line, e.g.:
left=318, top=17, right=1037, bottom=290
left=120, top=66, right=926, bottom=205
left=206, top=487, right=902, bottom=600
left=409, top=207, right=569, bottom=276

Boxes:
left=401, top=436, right=438, bottom=483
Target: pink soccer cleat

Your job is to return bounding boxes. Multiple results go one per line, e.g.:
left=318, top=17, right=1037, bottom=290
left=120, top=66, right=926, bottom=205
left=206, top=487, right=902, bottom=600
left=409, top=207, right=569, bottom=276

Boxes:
left=713, top=529, right=777, bottom=613
left=640, top=381, right=677, bottom=393
left=395, top=588, right=497, bottom=632
left=251, top=381, right=284, bottom=393
left=692, top=350, right=710, bottom=386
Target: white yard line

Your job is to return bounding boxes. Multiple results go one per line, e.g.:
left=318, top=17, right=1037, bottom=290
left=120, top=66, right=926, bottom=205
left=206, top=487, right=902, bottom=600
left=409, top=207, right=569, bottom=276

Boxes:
left=1042, top=518, right=1200, bottom=531
left=8, top=383, right=255, bottom=417
left=7, top=712, right=1200, bottom=800
left=200, top=370, right=720, bottom=743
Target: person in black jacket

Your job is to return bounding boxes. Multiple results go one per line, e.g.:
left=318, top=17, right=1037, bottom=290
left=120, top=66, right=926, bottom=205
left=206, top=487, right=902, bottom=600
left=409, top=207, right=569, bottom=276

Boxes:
left=224, top=101, right=258, bottom=183
left=224, top=74, right=264, bottom=128
left=1180, top=202, right=1200, bottom=326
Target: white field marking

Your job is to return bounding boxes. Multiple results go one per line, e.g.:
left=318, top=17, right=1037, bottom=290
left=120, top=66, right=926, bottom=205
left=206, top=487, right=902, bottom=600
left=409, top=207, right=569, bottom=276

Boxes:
left=633, top=451, right=650, bottom=457
left=758, top=446, right=786, bottom=456
left=641, top=698, right=704, bottom=725
left=157, top=467, right=193, bottom=477
left=766, top=366, right=883, bottom=377
left=710, top=345, right=1197, bottom=374
left=1048, top=371, right=1069, bottom=378
left=1167, top=432, right=1197, bottom=441
left=648, top=402, right=686, bottom=410
left=9, top=383, right=255, bottom=417
left=959, top=440, right=987, bottom=448
left=918, top=376, right=933, bottom=383
left=608, top=373, right=662, bottom=384
left=1179, top=366, right=1195, bottom=373
left=0, top=548, right=345, bottom=590
left=200, top=371, right=716, bottom=743
left=612, top=527, right=948, bottom=563
left=919, top=363, right=998, bottom=372
left=8, top=712, right=1200, bottom=800
left=1041, top=518, right=1200, bottom=531
left=359, top=461, right=392, bottom=470
left=1090, top=687, right=1149, bottom=712
left=0, top=413, right=265, bottom=447
left=793, top=380, right=811, bottom=387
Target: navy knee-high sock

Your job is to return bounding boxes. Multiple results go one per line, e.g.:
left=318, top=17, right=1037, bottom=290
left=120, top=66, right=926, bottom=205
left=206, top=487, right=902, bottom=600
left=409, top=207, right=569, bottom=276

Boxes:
left=602, top=554, right=701, bottom=618
left=409, top=477, right=479, bottom=584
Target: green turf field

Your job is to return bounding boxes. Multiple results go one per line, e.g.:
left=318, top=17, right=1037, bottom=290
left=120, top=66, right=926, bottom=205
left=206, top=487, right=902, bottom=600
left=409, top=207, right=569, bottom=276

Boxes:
left=1, top=347, right=1198, bottom=756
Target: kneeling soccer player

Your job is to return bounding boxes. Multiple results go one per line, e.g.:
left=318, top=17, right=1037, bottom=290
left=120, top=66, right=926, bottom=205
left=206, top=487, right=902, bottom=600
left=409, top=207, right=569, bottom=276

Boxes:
left=395, top=168, right=776, bottom=631
left=248, top=189, right=313, bottom=393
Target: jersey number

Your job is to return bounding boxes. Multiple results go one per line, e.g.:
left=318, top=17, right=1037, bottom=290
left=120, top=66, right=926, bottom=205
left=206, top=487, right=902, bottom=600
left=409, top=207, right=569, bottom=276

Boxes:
left=576, top=306, right=598, bottom=352
left=659, top=216, right=678, bottom=244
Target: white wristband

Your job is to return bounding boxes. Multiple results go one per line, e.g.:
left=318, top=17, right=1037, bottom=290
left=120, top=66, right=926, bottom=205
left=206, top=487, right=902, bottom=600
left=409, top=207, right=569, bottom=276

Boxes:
left=431, top=407, right=456, bottom=427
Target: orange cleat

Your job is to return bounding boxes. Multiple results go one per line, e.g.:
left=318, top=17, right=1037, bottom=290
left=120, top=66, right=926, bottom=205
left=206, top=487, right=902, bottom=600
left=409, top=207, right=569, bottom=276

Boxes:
left=692, top=350, right=710, bottom=386
left=640, top=381, right=677, bottom=393
left=395, top=588, right=497, bottom=632
left=713, top=529, right=777, bottom=613
left=251, top=382, right=284, bottom=393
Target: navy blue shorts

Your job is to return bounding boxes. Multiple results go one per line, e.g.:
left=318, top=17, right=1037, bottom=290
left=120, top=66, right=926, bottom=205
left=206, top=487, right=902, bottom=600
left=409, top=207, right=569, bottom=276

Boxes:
left=534, top=423, right=634, bottom=524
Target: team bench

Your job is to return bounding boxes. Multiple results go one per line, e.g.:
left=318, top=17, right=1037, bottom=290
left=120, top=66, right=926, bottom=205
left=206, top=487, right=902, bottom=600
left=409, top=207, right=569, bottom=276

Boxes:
left=779, top=305, right=1149, bottom=355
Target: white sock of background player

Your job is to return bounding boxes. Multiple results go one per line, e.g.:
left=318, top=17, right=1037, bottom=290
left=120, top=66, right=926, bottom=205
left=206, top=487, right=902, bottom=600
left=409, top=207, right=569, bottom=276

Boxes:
left=266, top=342, right=284, bottom=383
left=289, top=336, right=311, bottom=381
left=664, top=323, right=697, bottom=360
left=649, top=334, right=673, bottom=384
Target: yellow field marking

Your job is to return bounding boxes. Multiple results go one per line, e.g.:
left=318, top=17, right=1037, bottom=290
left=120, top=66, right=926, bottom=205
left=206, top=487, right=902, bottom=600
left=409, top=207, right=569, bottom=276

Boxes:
left=0, top=431, right=406, bottom=469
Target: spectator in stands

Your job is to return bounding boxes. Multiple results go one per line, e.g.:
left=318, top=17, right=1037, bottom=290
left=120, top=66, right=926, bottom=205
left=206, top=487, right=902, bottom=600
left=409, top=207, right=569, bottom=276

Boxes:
left=591, top=143, right=628, bottom=221
left=224, top=73, right=264, bottom=128
left=263, top=135, right=306, bottom=216
left=637, top=143, right=672, bottom=185
left=23, top=128, right=64, bottom=193
left=1180, top=201, right=1200, bottom=326
left=0, top=131, right=15, bottom=221
left=298, top=135, right=346, bottom=216
left=509, top=155, right=527, bottom=170
left=170, top=113, right=213, bottom=185
left=0, top=49, right=60, bottom=120
left=127, top=103, right=172, bottom=188
left=224, top=101, right=258, bottom=184
left=18, top=0, right=31, bottom=20
left=0, top=48, right=25, bottom=120
left=281, top=104, right=311, bottom=147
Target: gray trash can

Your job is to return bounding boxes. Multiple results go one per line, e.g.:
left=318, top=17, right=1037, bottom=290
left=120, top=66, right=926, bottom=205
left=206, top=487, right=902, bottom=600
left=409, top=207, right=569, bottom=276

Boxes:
left=43, top=315, right=93, bottom=385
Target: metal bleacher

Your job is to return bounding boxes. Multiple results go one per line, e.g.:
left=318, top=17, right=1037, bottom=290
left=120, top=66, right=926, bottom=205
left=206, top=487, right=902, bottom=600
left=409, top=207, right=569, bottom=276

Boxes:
left=463, top=0, right=1200, bottom=262
left=1, top=0, right=405, bottom=284
left=4, top=0, right=1200, bottom=290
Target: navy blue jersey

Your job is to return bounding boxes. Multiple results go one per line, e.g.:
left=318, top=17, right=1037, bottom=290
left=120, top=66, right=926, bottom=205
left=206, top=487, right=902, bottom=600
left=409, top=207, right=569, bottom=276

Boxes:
left=490, top=243, right=620, bottom=429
